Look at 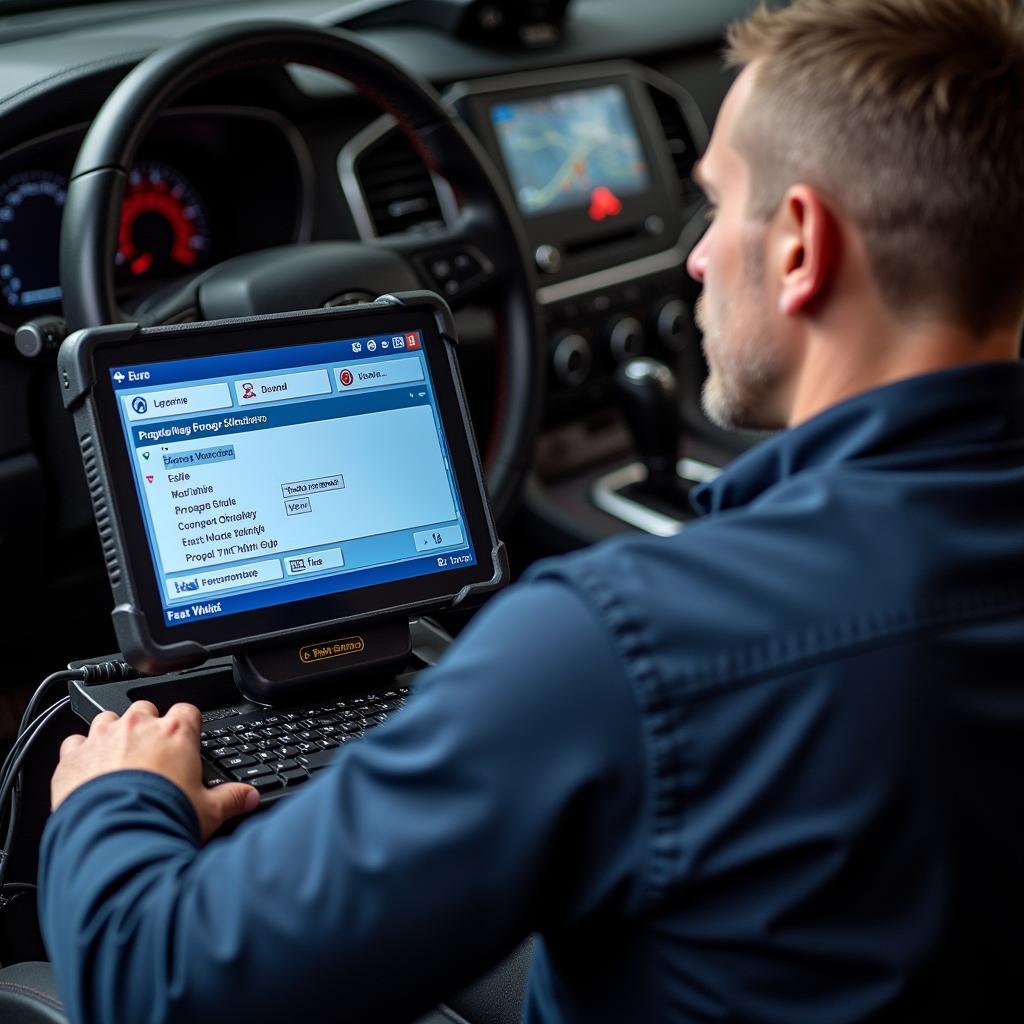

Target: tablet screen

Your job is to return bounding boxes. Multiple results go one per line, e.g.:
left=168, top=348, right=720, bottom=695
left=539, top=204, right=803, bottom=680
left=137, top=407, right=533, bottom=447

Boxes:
left=109, top=328, right=477, bottom=631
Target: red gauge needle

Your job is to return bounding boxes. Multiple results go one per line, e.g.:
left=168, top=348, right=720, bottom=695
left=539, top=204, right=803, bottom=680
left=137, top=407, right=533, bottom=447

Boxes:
left=130, top=252, right=153, bottom=276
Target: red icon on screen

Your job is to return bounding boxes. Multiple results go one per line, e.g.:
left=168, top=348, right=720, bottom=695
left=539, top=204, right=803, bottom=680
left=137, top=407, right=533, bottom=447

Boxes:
left=588, top=186, right=623, bottom=222
left=405, top=333, right=420, bottom=349
left=340, top=369, right=354, bottom=387
left=241, top=382, right=256, bottom=400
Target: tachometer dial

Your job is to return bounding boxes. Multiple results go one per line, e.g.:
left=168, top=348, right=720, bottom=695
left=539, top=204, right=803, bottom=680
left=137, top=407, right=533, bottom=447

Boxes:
left=117, top=162, right=211, bottom=280
left=0, top=170, right=67, bottom=312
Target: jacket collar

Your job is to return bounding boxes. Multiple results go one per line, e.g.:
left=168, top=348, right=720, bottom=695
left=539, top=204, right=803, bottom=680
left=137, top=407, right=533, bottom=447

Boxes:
left=691, top=361, right=1024, bottom=515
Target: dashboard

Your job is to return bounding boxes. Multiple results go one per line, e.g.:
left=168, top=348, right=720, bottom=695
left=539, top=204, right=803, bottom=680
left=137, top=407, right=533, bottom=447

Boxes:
left=0, top=0, right=752, bottom=670
left=0, top=108, right=310, bottom=332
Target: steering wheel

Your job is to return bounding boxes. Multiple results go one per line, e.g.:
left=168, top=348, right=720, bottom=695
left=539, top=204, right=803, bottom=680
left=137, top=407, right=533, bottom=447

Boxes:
left=58, top=20, right=543, bottom=523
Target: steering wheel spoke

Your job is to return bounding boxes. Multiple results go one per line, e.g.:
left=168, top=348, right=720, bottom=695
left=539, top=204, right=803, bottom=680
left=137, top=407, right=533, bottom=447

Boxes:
left=130, top=273, right=204, bottom=327
left=371, top=215, right=503, bottom=311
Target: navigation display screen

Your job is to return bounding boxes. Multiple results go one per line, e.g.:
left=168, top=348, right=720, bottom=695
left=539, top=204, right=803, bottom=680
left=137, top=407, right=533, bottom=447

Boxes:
left=109, top=330, right=476, bottom=630
left=490, top=84, right=651, bottom=218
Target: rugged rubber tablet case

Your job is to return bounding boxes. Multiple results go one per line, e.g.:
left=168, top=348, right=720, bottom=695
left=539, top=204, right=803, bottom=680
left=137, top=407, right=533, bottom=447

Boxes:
left=57, top=292, right=507, bottom=674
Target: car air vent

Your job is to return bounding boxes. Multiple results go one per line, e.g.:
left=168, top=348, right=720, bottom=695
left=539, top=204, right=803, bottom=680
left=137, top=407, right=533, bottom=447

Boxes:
left=647, top=86, right=705, bottom=215
left=354, top=129, right=444, bottom=236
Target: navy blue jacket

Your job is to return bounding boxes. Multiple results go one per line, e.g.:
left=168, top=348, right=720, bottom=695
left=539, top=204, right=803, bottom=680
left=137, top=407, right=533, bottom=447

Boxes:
left=40, top=362, right=1024, bottom=1023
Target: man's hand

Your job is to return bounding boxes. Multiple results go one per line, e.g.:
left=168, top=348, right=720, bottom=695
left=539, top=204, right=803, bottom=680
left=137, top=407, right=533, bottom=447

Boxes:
left=51, top=701, right=261, bottom=841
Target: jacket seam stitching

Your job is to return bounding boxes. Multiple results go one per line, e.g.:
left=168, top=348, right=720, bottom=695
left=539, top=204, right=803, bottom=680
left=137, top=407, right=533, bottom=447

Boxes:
left=683, top=589, right=1024, bottom=699
left=565, top=565, right=688, bottom=914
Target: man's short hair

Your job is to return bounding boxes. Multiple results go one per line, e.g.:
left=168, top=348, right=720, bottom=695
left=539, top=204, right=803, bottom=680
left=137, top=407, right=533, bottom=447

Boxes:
left=726, top=0, right=1024, bottom=334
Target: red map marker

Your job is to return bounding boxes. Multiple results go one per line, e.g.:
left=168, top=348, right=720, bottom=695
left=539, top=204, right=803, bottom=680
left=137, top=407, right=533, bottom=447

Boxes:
left=589, top=186, right=623, bottom=222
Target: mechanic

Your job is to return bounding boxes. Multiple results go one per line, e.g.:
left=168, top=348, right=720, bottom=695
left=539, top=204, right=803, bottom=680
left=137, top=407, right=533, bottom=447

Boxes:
left=39, top=0, right=1024, bottom=1021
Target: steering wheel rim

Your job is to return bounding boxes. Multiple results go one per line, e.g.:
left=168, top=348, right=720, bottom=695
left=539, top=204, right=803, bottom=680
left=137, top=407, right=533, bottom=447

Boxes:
left=59, top=20, right=544, bottom=523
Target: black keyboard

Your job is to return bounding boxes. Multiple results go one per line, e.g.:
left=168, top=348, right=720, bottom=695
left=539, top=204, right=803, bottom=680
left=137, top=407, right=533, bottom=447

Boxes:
left=198, top=686, right=411, bottom=802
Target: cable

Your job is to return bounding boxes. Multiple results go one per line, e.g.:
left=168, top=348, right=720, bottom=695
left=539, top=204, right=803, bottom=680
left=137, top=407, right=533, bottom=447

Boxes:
left=16, top=670, right=80, bottom=741
left=0, top=697, right=71, bottom=893
left=0, top=658, right=142, bottom=897
left=0, top=697, right=72, bottom=800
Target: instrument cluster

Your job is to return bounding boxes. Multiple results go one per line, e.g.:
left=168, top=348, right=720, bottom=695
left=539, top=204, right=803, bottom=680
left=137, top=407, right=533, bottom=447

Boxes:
left=0, top=109, right=309, bottom=331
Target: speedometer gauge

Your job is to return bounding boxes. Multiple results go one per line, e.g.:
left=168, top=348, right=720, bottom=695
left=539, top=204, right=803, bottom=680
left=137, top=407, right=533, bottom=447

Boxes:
left=0, top=170, right=67, bottom=311
left=117, top=162, right=211, bottom=280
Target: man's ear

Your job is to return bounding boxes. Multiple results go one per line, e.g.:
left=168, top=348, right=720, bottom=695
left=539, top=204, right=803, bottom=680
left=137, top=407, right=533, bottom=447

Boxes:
left=775, top=185, right=839, bottom=317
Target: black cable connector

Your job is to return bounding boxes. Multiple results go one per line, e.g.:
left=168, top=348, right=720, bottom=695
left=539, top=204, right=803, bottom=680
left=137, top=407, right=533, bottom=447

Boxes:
left=79, top=659, right=141, bottom=685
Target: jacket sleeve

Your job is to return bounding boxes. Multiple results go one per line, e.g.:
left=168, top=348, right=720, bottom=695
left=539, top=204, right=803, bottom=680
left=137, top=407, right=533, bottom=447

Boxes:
left=38, top=579, right=651, bottom=1024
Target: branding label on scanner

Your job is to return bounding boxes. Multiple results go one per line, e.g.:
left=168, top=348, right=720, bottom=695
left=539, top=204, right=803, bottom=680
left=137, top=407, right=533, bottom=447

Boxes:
left=299, top=636, right=366, bottom=664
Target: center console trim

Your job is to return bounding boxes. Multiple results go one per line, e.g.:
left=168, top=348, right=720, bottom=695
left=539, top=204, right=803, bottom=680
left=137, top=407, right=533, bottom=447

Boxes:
left=591, top=456, right=720, bottom=536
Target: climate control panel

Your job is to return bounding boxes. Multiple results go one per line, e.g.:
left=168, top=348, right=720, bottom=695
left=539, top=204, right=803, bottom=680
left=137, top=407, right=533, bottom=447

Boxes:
left=541, top=269, right=699, bottom=419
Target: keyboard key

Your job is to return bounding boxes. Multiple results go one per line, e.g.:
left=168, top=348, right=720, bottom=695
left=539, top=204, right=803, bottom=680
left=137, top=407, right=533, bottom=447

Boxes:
left=297, top=748, right=337, bottom=771
left=281, top=768, right=309, bottom=787
left=315, top=715, right=339, bottom=726
left=209, top=746, right=236, bottom=759
left=252, top=775, right=284, bottom=794
left=255, top=750, right=276, bottom=762
left=235, top=743, right=258, bottom=755
left=233, top=763, right=274, bottom=781
left=271, top=759, right=300, bottom=773
left=219, top=754, right=256, bottom=770
left=340, top=721, right=362, bottom=734
left=298, top=730, right=321, bottom=742
left=317, top=738, right=339, bottom=750
left=260, top=726, right=285, bottom=738
left=276, top=745, right=299, bottom=758
left=202, top=761, right=228, bottom=787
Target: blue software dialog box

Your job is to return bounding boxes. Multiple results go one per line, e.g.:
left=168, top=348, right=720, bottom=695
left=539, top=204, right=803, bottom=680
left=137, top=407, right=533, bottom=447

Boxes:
left=110, top=330, right=477, bottom=627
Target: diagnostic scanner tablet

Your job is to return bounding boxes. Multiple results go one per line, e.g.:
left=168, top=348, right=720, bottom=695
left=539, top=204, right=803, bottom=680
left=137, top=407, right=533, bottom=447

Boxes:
left=58, top=293, right=506, bottom=677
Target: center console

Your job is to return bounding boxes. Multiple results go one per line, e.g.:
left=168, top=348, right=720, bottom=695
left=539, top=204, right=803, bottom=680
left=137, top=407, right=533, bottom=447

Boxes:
left=448, top=62, right=741, bottom=544
left=450, top=62, right=708, bottom=412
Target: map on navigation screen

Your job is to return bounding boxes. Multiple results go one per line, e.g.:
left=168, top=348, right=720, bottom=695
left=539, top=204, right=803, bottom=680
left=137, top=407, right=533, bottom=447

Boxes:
left=490, top=85, right=651, bottom=219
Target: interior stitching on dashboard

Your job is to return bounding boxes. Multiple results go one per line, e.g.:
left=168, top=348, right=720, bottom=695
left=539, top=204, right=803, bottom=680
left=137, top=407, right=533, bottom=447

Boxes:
left=0, top=980, right=64, bottom=1011
left=0, top=50, right=152, bottom=115
left=199, top=51, right=447, bottom=176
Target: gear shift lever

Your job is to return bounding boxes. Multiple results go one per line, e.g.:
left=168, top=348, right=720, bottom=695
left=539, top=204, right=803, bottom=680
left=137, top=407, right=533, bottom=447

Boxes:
left=615, top=357, right=683, bottom=498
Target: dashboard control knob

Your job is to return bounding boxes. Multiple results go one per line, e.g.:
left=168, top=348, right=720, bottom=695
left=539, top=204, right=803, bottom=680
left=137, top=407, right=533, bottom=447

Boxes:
left=645, top=214, right=665, bottom=237
left=608, top=315, right=646, bottom=362
left=15, top=315, right=67, bottom=359
left=534, top=244, right=562, bottom=274
left=655, top=298, right=696, bottom=353
left=552, top=332, right=592, bottom=387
